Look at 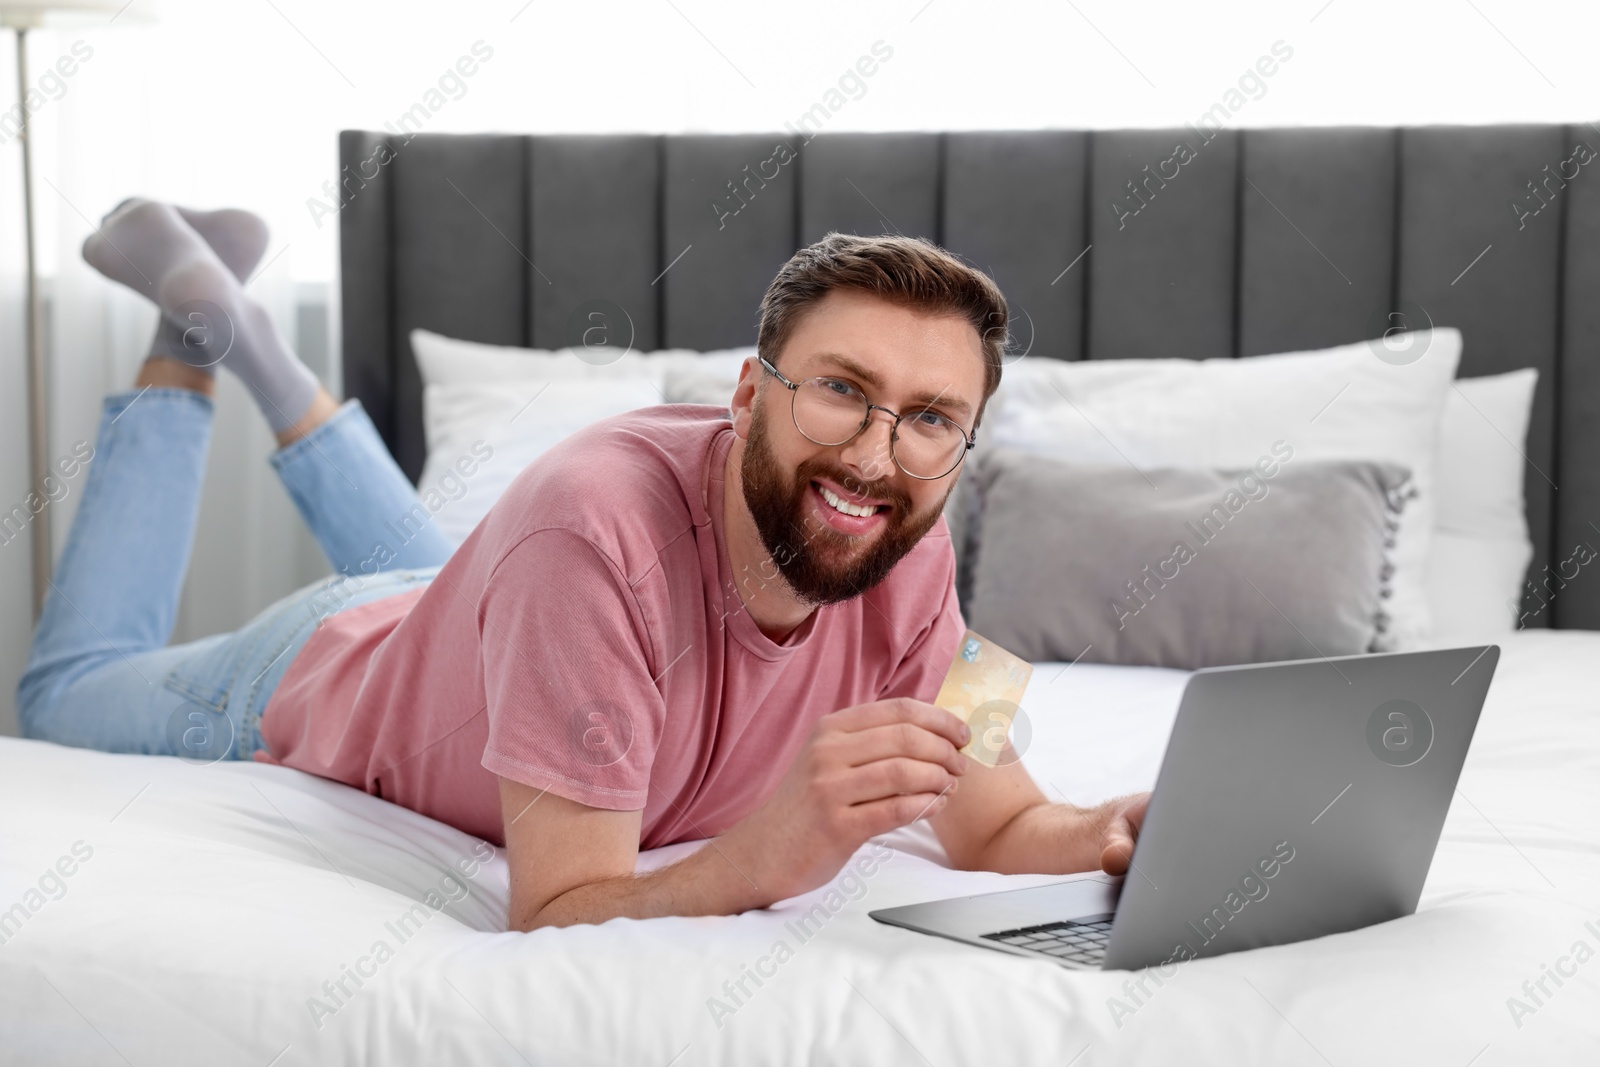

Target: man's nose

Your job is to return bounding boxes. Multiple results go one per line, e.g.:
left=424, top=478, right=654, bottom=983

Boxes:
left=836, top=408, right=898, bottom=484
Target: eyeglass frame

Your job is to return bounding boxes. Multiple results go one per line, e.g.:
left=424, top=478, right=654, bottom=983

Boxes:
left=756, top=354, right=978, bottom=480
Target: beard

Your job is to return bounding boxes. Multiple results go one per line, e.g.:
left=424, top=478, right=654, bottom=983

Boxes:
left=739, top=395, right=949, bottom=607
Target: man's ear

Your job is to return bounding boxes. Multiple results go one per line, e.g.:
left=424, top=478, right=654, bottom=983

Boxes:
left=728, top=356, right=760, bottom=440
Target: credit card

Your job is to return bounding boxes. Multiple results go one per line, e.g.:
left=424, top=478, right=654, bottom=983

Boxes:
left=932, top=630, right=1033, bottom=767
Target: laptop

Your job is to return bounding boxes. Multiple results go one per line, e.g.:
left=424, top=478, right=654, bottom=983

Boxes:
left=869, top=644, right=1499, bottom=971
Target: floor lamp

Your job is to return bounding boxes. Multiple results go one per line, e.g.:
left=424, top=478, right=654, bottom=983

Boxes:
left=1, top=0, right=143, bottom=620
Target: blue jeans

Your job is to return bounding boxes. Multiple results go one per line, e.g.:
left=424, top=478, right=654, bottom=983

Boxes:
left=16, top=387, right=455, bottom=763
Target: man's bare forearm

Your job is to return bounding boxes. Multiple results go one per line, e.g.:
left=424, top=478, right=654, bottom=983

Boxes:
left=523, top=837, right=769, bottom=930
left=966, top=801, right=1108, bottom=875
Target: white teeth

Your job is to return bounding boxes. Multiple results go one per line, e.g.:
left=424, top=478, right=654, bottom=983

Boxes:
left=819, top=484, right=878, bottom=518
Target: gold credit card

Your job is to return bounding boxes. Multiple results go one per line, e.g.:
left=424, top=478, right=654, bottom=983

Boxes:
left=932, top=630, right=1034, bottom=768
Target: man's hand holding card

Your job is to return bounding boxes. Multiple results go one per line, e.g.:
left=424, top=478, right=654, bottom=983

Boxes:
left=926, top=629, right=1150, bottom=878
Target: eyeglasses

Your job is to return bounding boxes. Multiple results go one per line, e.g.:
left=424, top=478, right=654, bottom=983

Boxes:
left=757, top=355, right=977, bottom=480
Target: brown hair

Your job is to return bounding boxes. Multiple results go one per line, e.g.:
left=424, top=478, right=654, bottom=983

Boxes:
left=756, top=232, right=1009, bottom=429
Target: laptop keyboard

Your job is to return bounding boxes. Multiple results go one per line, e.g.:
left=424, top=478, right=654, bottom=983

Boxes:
left=980, top=916, right=1114, bottom=965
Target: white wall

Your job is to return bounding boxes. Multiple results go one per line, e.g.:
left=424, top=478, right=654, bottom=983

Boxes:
left=2, top=0, right=1598, bottom=735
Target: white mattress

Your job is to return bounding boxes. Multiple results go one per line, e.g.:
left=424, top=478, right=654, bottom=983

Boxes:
left=2, top=630, right=1597, bottom=1064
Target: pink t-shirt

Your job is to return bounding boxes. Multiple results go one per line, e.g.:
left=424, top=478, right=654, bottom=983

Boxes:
left=258, top=404, right=966, bottom=849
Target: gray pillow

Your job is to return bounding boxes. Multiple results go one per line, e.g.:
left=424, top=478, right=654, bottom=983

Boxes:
left=964, top=449, right=1414, bottom=670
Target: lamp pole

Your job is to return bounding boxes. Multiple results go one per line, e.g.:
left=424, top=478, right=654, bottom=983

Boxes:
left=14, top=24, right=50, bottom=621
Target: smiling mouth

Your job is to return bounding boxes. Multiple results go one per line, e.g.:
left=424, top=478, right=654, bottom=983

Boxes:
left=812, top=480, right=890, bottom=519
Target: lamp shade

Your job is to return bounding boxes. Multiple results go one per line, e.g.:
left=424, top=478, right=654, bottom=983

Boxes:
left=0, top=0, right=156, bottom=28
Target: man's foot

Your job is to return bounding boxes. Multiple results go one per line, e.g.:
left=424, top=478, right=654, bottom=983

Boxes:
left=85, top=198, right=318, bottom=432
left=176, top=205, right=270, bottom=282
left=82, top=198, right=215, bottom=302
left=89, top=199, right=271, bottom=375
left=151, top=206, right=270, bottom=369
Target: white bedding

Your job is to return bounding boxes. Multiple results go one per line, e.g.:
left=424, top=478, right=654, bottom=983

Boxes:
left=2, top=630, right=1596, bottom=1065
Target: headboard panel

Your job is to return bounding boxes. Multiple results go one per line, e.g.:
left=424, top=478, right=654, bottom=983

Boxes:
left=1562, top=167, right=1600, bottom=604
left=942, top=132, right=1088, bottom=361
left=1399, top=127, right=1566, bottom=621
left=798, top=133, right=942, bottom=245
left=1090, top=128, right=1241, bottom=361
left=662, top=134, right=797, bottom=351
left=1236, top=127, right=1395, bottom=356
left=530, top=135, right=661, bottom=352
left=339, top=125, right=1600, bottom=629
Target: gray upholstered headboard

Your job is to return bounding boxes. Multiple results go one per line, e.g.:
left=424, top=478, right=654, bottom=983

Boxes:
left=338, top=126, right=1600, bottom=630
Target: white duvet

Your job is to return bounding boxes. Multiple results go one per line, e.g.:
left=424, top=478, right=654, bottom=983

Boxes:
left=2, top=630, right=1597, bottom=1065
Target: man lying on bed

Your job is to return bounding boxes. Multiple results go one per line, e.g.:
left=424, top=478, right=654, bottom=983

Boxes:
left=18, top=203, right=1147, bottom=931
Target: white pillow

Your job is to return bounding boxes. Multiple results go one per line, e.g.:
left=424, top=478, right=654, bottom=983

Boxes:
left=410, top=329, right=754, bottom=545
left=418, top=378, right=669, bottom=545
left=1426, top=369, right=1537, bottom=637
left=985, top=329, right=1463, bottom=647
left=1426, top=532, right=1531, bottom=635
left=411, top=328, right=752, bottom=405
left=666, top=352, right=749, bottom=406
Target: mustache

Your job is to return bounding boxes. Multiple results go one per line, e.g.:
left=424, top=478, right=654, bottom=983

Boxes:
left=794, top=457, right=911, bottom=514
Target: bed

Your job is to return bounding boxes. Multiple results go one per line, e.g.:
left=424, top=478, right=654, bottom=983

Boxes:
left=5, top=125, right=1600, bottom=1063
left=2, top=628, right=1596, bottom=1063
